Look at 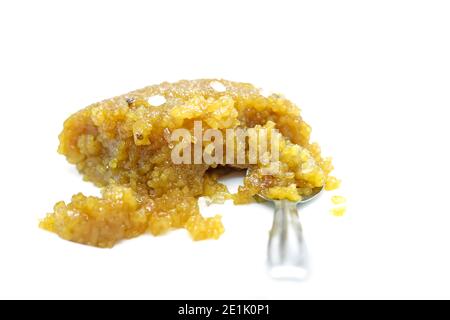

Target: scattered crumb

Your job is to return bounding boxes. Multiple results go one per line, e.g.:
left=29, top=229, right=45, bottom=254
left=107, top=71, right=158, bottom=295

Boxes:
left=325, top=176, right=341, bottom=191
left=331, top=195, right=346, bottom=205
left=330, top=206, right=346, bottom=217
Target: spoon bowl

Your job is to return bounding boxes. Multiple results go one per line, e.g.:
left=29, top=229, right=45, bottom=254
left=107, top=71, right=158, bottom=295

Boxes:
left=258, top=186, right=323, bottom=204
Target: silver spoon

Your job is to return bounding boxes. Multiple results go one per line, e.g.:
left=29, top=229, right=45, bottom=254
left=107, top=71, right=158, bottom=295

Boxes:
left=258, top=187, right=323, bottom=280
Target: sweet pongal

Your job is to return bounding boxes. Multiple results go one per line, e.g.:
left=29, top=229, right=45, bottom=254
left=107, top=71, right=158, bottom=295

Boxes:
left=41, top=79, right=339, bottom=247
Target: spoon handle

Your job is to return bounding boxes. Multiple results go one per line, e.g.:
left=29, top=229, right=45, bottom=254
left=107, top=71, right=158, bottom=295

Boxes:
left=267, top=200, right=308, bottom=279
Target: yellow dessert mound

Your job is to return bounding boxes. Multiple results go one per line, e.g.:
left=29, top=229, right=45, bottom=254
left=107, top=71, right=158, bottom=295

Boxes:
left=41, top=79, right=338, bottom=247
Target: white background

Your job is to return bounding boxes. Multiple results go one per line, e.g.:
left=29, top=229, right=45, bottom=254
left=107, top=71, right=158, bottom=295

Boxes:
left=1, top=0, right=449, bottom=300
